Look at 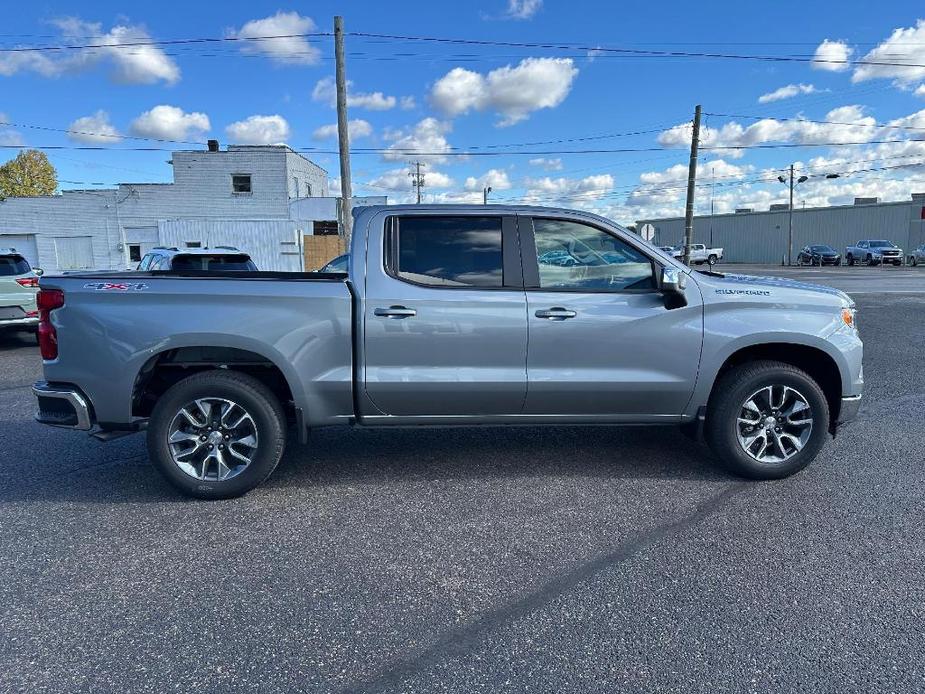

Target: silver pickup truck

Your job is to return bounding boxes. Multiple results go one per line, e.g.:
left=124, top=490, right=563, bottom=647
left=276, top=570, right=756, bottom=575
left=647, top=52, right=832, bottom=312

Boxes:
left=33, top=205, right=863, bottom=498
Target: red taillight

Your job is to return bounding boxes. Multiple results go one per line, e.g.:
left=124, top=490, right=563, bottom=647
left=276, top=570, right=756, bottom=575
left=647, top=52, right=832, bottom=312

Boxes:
left=37, top=289, right=64, bottom=360
left=15, top=277, right=38, bottom=288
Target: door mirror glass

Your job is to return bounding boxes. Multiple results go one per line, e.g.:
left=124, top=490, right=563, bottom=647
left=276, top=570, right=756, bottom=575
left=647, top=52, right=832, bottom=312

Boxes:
left=32, top=267, right=44, bottom=277
left=659, top=266, right=688, bottom=308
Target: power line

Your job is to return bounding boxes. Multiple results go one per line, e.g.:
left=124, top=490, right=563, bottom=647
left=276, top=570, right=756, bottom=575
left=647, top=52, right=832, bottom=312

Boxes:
left=704, top=111, right=925, bottom=133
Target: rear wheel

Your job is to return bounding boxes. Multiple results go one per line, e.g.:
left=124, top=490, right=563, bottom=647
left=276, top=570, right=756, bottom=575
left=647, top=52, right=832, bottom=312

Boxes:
left=705, top=360, right=829, bottom=480
left=147, top=371, right=287, bottom=499
left=708, top=254, right=718, bottom=266
left=846, top=254, right=854, bottom=266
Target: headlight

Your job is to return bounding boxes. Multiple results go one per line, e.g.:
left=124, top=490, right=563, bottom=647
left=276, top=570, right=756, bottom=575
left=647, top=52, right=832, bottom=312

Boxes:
left=842, top=307, right=856, bottom=329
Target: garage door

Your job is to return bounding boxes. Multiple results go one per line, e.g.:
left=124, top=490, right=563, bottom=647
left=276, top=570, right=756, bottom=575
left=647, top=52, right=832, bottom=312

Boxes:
left=54, top=236, right=94, bottom=270
left=0, top=234, right=38, bottom=266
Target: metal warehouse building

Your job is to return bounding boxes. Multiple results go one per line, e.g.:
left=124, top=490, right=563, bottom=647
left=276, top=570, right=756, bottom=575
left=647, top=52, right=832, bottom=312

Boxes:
left=637, top=194, right=925, bottom=264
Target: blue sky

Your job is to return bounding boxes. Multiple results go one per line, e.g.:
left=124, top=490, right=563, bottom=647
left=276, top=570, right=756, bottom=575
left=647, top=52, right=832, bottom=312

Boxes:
left=2, top=0, right=925, bottom=223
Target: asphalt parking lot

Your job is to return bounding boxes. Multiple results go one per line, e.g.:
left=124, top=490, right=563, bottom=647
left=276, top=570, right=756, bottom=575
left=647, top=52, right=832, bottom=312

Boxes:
left=1, top=265, right=924, bottom=693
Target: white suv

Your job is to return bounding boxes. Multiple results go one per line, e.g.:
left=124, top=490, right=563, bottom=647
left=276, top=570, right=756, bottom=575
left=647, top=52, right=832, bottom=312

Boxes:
left=0, top=248, right=41, bottom=334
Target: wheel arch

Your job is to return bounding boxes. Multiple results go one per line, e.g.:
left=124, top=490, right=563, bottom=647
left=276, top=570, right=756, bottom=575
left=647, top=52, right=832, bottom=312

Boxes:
left=131, top=343, right=300, bottom=422
left=706, top=342, right=843, bottom=431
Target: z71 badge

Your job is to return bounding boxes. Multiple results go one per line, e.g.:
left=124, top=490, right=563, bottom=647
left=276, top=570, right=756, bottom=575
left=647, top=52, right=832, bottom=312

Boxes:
left=83, top=282, right=148, bottom=291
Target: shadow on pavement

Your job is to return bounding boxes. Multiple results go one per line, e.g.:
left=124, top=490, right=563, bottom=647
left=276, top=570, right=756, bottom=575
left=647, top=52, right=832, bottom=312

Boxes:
left=0, top=422, right=729, bottom=504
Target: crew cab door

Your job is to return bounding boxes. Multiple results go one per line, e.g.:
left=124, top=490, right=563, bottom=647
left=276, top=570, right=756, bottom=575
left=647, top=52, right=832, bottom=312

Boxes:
left=362, top=213, right=527, bottom=417
left=520, top=215, right=703, bottom=418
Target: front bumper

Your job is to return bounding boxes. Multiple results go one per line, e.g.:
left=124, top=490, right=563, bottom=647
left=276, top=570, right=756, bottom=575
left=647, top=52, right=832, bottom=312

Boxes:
left=837, top=394, right=862, bottom=425
left=33, top=382, right=94, bottom=430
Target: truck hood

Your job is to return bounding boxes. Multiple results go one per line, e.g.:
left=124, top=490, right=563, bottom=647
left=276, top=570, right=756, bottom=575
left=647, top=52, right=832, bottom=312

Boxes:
left=696, top=271, right=853, bottom=307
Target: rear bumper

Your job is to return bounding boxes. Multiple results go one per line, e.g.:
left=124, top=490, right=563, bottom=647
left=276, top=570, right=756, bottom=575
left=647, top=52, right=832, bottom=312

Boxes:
left=33, top=382, right=94, bottom=430
left=837, top=394, right=862, bottom=425
left=0, top=316, right=39, bottom=328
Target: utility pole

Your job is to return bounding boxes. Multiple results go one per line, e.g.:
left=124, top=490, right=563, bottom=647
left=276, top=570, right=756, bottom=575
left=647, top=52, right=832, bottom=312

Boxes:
left=334, top=16, right=353, bottom=243
left=682, top=104, right=702, bottom=267
left=709, top=166, right=715, bottom=248
left=483, top=186, right=492, bottom=204
left=409, top=161, right=425, bottom=203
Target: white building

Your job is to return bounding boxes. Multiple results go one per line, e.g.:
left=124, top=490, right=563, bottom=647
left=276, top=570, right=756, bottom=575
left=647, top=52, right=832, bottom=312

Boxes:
left=0, top=143, right=383, bottom=272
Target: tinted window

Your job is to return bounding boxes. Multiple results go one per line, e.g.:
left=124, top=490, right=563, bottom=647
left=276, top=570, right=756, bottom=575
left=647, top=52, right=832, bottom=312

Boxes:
left=532, top=219, right=654, bottom=291
left=0, top=255, right=30, bottom=276
left=170, top=254, right=258, bottom=271
left=811, top=245, right=835, bottom=252
left=321, top=254, right=349, bottom=273
left=394, top=216, right=503, bottom=287
left=137, top=254, right=153, bottom=270
left=869, top=240, right=893, bottom=247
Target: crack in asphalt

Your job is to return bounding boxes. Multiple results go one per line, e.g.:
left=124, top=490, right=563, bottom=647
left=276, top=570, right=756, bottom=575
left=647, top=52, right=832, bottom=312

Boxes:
left=342, top=482, right=747, bottom=694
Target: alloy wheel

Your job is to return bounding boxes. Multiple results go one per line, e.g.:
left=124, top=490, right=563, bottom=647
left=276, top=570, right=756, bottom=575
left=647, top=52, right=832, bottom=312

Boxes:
left=735, top=385, right=813, bottom=463
left=166, top=397, right=259, bottom=481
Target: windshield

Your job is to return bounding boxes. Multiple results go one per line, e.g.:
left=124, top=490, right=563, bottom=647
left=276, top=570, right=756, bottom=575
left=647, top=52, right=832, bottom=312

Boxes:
left=0, top=255, right=31, bottom=276
left=810, top=245, right=835, bottom=252
left=170, top=254, right=258, bottom=271
left=869, top=240, right=895, bottom=248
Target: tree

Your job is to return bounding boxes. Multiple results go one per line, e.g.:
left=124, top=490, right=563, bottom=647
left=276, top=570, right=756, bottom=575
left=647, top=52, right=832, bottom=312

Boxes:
left=0, top=149, right=57, bottom=198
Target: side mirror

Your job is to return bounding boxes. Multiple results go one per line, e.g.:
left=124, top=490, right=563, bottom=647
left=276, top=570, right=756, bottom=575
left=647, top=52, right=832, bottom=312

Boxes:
left=33, top=267, right=44, bottom=277
left=659, top=266, right=688, bottom=309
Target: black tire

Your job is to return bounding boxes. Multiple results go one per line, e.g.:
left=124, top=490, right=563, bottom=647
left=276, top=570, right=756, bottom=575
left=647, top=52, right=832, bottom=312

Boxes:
left=913, top=256, right=919, bottom=267
left=846, top=254, right=854, bottom=266
left=147, top=370, right=287, bottom=499
left=835, top=258, right=841, bottom=266
left=812, top=256, right=820, bottom=266
left=866, top=254, right=877, bottom=266
left=705, top=360, right=830, bottom=480
left=708, top=254, right=718, bottom=266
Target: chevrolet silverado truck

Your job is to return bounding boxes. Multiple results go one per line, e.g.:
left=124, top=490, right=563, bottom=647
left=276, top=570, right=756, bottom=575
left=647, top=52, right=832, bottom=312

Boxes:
left=670, top=243, right=724, bottom=266
left=32, top=205, right=863, bottom=499
left=845, top=239, right=903, bottom=266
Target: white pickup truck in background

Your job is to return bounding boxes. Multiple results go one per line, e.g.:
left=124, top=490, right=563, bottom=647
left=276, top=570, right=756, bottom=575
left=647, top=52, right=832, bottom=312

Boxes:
left=670, top=243, right=724, bottom=266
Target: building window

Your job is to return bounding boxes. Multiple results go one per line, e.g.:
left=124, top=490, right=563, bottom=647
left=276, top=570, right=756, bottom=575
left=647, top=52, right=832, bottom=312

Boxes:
left=313, top=220, right=339, bottom=236
left=232, top=174, right=252, bottom=194
left=185, top=241, right=202, bottom=248
left=128, top=244, right=142, bottom=262
left=306, top=183, right=312, bottom=197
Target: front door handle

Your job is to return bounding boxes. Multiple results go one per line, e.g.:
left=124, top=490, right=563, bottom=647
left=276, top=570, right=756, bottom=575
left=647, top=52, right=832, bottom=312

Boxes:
left=374, top=306, right=417, bottom=319
left=535, top=307, right=577, bottom=320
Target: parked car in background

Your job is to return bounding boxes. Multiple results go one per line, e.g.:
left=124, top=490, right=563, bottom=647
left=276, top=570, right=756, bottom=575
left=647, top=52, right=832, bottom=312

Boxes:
left=319, top=254, right=349, bottom=273
left=33, top=204, right=862, bottom=499
left=845, top=240, right=903, bottom=266
left=0, top=248, right=41, bottom=335
left=137, top=247, right=258, bottom=272
left=797, top=245, right=841, bottom=266
left=906, top=244, right=925, bottom=267
left=670, top=243, right=724, bottom=266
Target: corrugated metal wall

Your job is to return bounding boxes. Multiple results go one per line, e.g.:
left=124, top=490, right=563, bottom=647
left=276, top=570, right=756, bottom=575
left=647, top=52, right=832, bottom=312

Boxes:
left=638, top=200, right=925, bottom=263
left=157, top=219, right=305, bottom=272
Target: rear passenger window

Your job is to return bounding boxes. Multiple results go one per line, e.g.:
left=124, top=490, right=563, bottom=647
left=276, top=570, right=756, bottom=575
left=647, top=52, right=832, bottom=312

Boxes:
left=392, top=216, right=503, bottom=287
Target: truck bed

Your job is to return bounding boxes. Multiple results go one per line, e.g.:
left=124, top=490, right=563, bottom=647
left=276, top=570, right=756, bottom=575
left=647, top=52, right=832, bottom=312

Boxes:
left=39, top=272, right=356, bottom=427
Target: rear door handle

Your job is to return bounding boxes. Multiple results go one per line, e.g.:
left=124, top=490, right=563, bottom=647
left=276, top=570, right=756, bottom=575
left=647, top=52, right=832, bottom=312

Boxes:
left=374, top=306, right=417, bottom=319
left=535, top=307, right=577, bottom=320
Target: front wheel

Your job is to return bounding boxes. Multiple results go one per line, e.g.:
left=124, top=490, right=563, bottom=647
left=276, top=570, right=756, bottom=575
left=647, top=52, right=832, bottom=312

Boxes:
left=705, top=360, right=829, bottom=480
left=846, top=254, right=854, bottom=266
left=913, top=256, right=919, bottom=267
left=147, top=370, right=287, bottom=499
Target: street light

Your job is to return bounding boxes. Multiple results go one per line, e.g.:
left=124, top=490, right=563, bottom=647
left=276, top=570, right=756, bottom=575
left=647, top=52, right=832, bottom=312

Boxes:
left=483, top=186, right=492, bottom=205
left=778, top=166, right=809, bottom=265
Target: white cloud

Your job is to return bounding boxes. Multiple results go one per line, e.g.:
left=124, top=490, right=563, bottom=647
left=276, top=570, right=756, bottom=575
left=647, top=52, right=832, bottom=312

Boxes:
left=812, top=39, right=853, bottom=72
left=916, top=84, right=925, bottom=98
left=852, top=20, right=925, bottom=85
left=505, top=0, right=542, bottom=19
left=529, top=157, right=563, bottom=171
left=430, top=57, right=579, bottom=126
left=522, top=174, right=615, bottom=205
left=312, top=119, right=372, bottom=140
left=225, top=114, right=290, bottom=144
left=758, top=83, right=823, bottom=104
left=130, top=105, right=210, bottom=141
left=658, top=106, right=879, bottom=158
left=382, top=118, right=454, bottom=164
left=311, top=76, right=406, bottom=111
left=368, top=167, right=454, bottom=193
left=464, top=169, right=512, bottom=191
left=228, top=11, right=319, bottom=65
left=68, top=110, right=121, bottom=143
left=0, top=113, right=23, bottom=147
left=0, top=18, right=180, bottom=84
